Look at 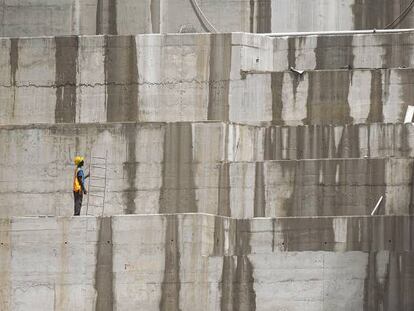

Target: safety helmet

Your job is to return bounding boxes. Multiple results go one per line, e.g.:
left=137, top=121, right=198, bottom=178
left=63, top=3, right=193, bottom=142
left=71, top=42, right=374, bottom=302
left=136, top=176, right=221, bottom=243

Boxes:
left=74, top=156, right=84, bottom=166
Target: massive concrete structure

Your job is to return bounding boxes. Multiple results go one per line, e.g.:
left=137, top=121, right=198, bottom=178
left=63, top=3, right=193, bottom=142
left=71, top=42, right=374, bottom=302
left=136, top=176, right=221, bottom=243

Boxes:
left=2, top=0, right=414, bottom=36
left=1, top=1, right=414, bottom=311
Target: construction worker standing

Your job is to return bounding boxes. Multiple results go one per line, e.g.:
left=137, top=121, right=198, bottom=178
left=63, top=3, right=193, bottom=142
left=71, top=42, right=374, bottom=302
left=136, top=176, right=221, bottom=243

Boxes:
left=73, top=156, right=89, bottom=216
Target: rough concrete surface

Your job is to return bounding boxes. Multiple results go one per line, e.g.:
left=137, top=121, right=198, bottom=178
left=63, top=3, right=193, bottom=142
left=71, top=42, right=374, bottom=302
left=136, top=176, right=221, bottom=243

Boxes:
left=2, top=122, right=413, bottom=217
left=2, top=0, right=414, bottom=36
left=1, top=3, right=414, bottom=309
left=0, top=33, right=273, bottom=124
left=0, top=214, right=413, bottom=310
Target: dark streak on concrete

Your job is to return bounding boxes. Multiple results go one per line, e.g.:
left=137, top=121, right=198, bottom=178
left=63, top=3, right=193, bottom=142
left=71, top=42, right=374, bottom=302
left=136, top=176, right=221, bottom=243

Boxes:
left=122, top=124, right=137, bottom=214
left=220, top=256, right=235, bottom=311
left=55, top=36, right=78, bottom=123
left=364, top=252, right=414, bottom=311
left=336, top=124, right=361, bottom=158
left=208, top=34, right=232, bottom=121
left=315, top=35, right=354, bottom=69
left=160, top=215, right=181, bottom=311
left=218, top=162, right=231, bottom=217
left=399, top=70, right=414, bottom=122
left=159, top=123, right=196, bottom=213
left=213, top=217, right=225, bottom=255
left=150, top=0, right=160, bottom=33
left=304, top=71, right=353, bottom=125
left=287, top=37, right=296, bottom=69
left=249, top=0, right=254, bottom=33
left=365, top=159, right=387, bottom=215
left=353, top=0, right=395, bottom=30
left=367, top=70, right=384, bottom=123
left=105, top=36, right=138, bottom=122
left=234, top=220, right=256, bottom=311
left=256, top=0, right=271, bottom=33
left=96, top=0, right=117, bottom=35
left=253, top=162, right=265, bottom=217
left=94, top=217, right=113, bottom=311
left=271, top=73, right=284, bottom=125
left=10, top=38, right=18, bottom=117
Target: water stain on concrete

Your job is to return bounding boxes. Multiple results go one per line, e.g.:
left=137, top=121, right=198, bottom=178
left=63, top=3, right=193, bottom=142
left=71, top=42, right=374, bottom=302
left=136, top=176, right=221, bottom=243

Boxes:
left=55, top=36, right=78, bottom=123
left=256, top=0, right=271, bottom=33
left=249, top=0, right=255, bottom=33
left=315, top=35, right=354, bottom=69
left=234, top=220, right=256, bottom=311
left=96, top=0, right=117, bottom=35
left=159, top=123, right=197, bottom=213
left=367, top=70, right=384, bottom=123
left=159, top=215, right=181, bottom=311
left=304, top=71, right=353, bottom=125
left=9, top=38, right=18, bottom=118
left=353, top=0, right=395, bottom=30
left=94, top=217, right=113, bottom=311
left=208, top=34, right=232, bottom=121
left=253, top=162, right=265, bottom=217
left=218, top=162, right=231, bottom=217
left=150, top=0, right=160, bottom=33
left=122, top=124, right=137, bottom=214
left=336, top=125, right=361, bottom=158
left=270, top=73, right=284, bottom=125
left=220, top=256, right=236, bottom=310
left=105, top=36, right=138, bottom=122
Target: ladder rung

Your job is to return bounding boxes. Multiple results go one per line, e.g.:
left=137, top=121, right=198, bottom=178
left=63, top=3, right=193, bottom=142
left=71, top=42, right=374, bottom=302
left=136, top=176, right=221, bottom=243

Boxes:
left=91, top=165, right=106, bottom=169
left=89, top=185, right=105, bottom=189
left=87, top=204, right=104, bottom=208
left=89, top=194, right=105, bottom=198
left=90, top=176, right=106, bottom=179
left=92, top=156, right=106, bottom=159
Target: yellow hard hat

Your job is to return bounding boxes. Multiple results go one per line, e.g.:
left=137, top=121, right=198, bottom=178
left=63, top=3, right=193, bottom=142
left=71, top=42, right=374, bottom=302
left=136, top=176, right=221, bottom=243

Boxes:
left=74, top=156, right=84, bottom=165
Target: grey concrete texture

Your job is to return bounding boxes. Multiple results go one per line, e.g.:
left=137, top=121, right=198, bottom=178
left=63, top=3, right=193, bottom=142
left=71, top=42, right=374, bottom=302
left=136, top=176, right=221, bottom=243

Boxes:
left=1, top=214, right=413, bottom=310
left=263, top=123, right=414, bottom=160
left=272, top=31, right=414, bottom=71
left=0, top=33, right=273, bottom=125
left=0, top=122, right=264, bottom=217
left=270, top=68, right=414, bottom=125
left=2, top=122, right=413, bottom=217
left=2, top=0, right=414, bottom=37
left=4, top=32, right=414, bottom=126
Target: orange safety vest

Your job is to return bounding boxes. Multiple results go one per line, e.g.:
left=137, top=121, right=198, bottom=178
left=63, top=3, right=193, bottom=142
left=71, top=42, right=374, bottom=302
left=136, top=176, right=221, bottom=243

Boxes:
left=73, top=167, right=82, bottom=192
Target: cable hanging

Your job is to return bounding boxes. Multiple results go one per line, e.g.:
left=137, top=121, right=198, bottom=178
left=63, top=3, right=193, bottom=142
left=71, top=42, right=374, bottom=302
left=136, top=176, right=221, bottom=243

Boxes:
left=384, top=0, right=414, bottom=29
left=189, top=0, right=217, bottom=33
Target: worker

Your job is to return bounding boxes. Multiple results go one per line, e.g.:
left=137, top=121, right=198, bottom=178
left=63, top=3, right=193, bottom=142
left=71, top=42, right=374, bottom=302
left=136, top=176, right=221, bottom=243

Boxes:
left=73, top=156, right=89, bottom=216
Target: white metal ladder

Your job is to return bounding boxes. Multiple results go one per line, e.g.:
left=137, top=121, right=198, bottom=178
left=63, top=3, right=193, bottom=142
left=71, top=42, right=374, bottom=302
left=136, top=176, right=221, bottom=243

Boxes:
left=86, top=152, right=108, bottom=216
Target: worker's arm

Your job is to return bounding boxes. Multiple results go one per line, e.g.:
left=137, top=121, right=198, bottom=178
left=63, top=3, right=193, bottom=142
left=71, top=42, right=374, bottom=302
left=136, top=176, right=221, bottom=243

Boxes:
left=77, top=170, right=87, bottom=194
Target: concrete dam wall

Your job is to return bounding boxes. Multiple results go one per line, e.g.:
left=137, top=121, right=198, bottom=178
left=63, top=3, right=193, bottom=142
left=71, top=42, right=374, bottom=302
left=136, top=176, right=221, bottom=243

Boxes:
left=0, top=214, right=413, bottom=310
left=2, top=0, right=414, bottom=36
left=1, top=1, right=414, bottom=310
left=1, top=122, right=414, bottom=218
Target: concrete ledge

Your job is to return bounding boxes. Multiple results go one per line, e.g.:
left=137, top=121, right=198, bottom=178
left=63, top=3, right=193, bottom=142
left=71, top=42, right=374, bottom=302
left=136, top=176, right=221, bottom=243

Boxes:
left=263, top=123, right=414, bottom=160
left=0, top=33, right=272, bottom=124
left=0, top=214, right=413, bottom=310
left=269, top=68, right=414, bottom=125
left=272, top=30, right=414, bottom=71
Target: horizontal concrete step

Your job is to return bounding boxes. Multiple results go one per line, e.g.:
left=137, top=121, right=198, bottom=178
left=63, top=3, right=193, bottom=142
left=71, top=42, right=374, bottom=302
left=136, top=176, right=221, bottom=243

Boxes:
left=272, top=30, right=414, bottom=71
left=269, top=68, right=414, bottom=125
left=2, top=0, right=414, bottom=38
left=1, top=153, right=412, bottom=217
left=0, top=214, right=413, bottom=310
left=0, top=33, right=272, bottom=124
left=263, top=122, right=414, bottom=160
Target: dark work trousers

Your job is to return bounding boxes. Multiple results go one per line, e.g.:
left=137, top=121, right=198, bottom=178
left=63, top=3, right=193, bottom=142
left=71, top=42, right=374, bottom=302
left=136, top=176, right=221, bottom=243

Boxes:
left=74, top=191, right=83, bottom=216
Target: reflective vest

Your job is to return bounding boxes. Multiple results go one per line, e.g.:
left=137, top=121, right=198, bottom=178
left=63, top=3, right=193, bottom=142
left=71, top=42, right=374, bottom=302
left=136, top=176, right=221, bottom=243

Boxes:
left=73, top=167, right=82, bottom=192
